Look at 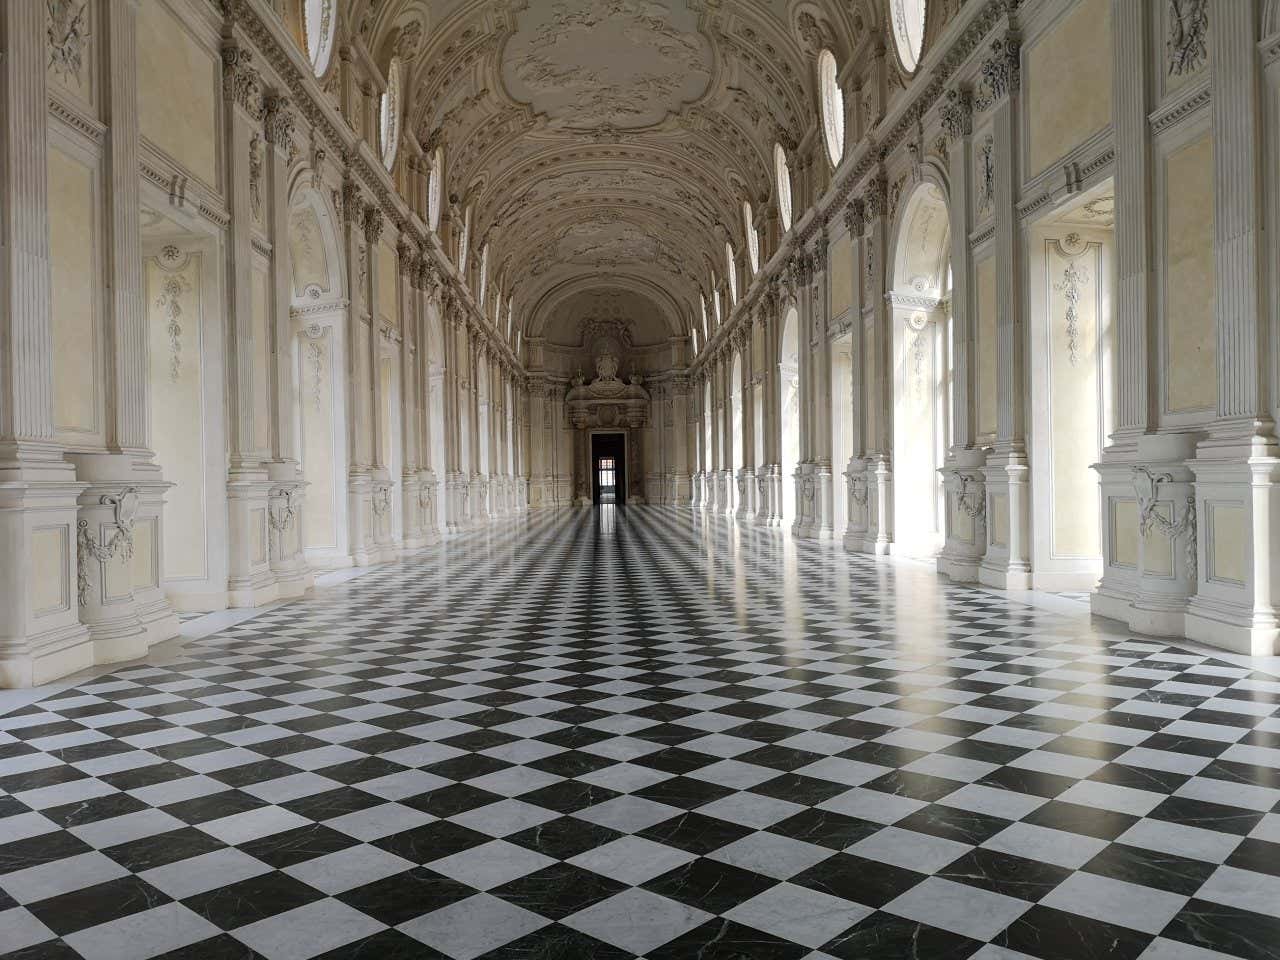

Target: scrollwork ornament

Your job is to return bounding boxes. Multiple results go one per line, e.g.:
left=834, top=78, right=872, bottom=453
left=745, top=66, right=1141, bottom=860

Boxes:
left=850, top=473, right=869, bottom=508
left=1167, top=0, right=1208, bottom=77
left=955, top=473, right=986, bottom=527
left=75, top=488, right=140, bottom=607
left=47, top=0, right=89, bottom=86
left=249, top=134, right=264, bottom=220
left=1133, top=467, right=1198, bottom=578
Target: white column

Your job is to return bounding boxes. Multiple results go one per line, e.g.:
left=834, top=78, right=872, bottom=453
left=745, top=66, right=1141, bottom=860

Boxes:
left=0, top=0, right=91, bottom=686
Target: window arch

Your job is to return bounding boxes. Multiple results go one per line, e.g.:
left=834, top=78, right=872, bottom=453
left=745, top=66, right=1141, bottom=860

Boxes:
left=890, top=0, right=927, bottom=74
left=478, top=242, right=489, bottom=309
left=774, top=143, right=793, bottom=233
left=818, top=49, right=845, bottom=168
left=379, top=57, right=402, bottom=170
left=303, top=0, right=335, bottom=77
left=458, top=205, right=471, bottom=273
left=725, top=243, right=738, bottom=305
left=743, top=201, right=760, bottom=274
left=427, top=147, right=443, bottom=233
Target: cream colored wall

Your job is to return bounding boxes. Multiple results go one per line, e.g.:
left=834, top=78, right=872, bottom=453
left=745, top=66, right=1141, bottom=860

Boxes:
left=49, top=146, right=102, bottom=447
left=1112, top=499, right=1138, bottom=566
left=1163, top=132, right=1216, bottom=416
left=356, top=324, right=374, bottom=463
left=1209, top=503, right=1247, bottom=583
left=1045, top=238, right=1102, bottom=558
left=147, top=253, right=208, bottom=580
left=130, top=519, right=157, bottom=591
left=975, top=256, right=997, bottom=438
left=251, top=267, right=272, bottom=453
left=991, top=492, right=1009, bottom=546
left=136, top=0, right=218, bottom=186
left=31, top=527, right=69, bottom=615
left=301, top=331, right=338, bottom=549
left=1026, top=0, right=1113, bottom=177
left=378, top=240, right=398, bottom=325
left=830, top=234, right=853, bottom=317
left=863, top=320, right=876, bottom=449
left=290, top=207, right=331, bottom=295
left=1144, top=503, right=1175, bottom=576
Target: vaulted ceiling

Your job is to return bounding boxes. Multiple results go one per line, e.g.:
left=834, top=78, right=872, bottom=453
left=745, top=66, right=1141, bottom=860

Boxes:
left=348, top=0, right=876, bottom=346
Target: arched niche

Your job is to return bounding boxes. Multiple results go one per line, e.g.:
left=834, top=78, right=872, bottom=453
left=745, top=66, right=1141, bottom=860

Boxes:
left=887, top=179, right=952, bottom=558
left=287, top=184, right=350, bottom=568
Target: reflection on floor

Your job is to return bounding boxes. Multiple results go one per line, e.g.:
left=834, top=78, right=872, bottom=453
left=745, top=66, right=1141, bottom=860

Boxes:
left=1, top=506, right=1279, bottom=960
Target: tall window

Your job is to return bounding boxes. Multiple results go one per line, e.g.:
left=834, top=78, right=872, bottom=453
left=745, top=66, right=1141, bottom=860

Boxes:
left=714, top=290, right=723, bottom=328
left=725, top=243, right=738, bottom=305
left=890, top=0, right=927, bottom=73
left=691, top=326, right=699, bottom=354
left=818, top=49, right=845, bottom=168
left=700, top=295, right=709, bottom=340
left=303, top=0, right=335, bottom=77
left=478, top=243, right=489, bottom=309
left=458, top=205, right=471, bottom=273
left=774, top=143, right=793, bottom=232
left=427, top=147, right=443, bottom=232
left=379, top=57, right=402, bottom=170
left=743, top=201, right=759, bottom=273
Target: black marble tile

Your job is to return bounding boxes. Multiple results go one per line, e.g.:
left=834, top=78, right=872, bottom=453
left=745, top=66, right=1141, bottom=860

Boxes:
left=28, top=875, right=170, bottom=936
left=821, top=911, right=982, bottom=960
left=994, top=904, right=1152, bottom=960
left=644, top=856, right=776, bottom=913
left=337, top=866, right=475, bottom=925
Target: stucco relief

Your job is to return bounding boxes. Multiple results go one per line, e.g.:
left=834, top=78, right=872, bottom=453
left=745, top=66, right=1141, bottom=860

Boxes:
left=500, top=0, right=712, bottom=132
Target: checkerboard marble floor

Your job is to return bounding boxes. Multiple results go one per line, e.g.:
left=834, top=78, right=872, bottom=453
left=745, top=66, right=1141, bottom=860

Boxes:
left=3, top=506, right=1280, bottom=960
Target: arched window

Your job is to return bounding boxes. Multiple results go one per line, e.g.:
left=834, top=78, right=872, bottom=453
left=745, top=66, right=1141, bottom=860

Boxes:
left=890, top=0, right=927, bottom=73
left=818, top=49, right=845, bottom=168
left=714, top=290, right=723, bottom=328
left=458, top=205, right=471, bottom=273
left=743, top=201, right=760, bottom=274
left=478, top=242, right=489, bottom=309
left=774, top=143, right=793, bottom=233
left=725, top=243, right=738, bottom=305
left=379, top=57, right=402, bottom=170
left=303, top=0, right=335, bottom=77
left=691, top=326, right=699, bottom=355
left=427, top=147, right=443, bottom=233
left=700, top=295, right=709, bottom=340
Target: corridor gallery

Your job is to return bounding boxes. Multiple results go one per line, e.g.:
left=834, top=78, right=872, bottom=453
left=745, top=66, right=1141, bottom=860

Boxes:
left=2, top=0, right=1280, bottom=957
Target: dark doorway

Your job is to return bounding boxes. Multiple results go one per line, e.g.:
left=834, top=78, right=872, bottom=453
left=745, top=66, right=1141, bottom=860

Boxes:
left=591, top=433, right=626, bottom=505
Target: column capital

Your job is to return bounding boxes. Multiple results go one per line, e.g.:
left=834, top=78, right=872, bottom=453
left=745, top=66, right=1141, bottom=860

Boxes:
left=979, top=34, right=1021, bottom=103
left=938, top=87, right=973, bottom=142
left=262, top=92, right=296, bottom=159
left=220, top=43, right=264, bottom=118
left=362, top=204, right=384, bottom=244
